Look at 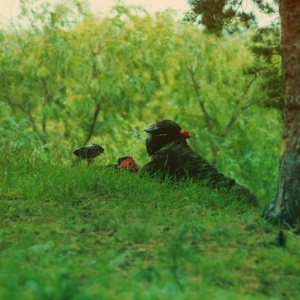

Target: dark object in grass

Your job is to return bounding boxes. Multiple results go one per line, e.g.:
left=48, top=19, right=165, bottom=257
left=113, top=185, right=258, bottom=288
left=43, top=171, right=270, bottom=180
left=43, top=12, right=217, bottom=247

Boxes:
left=277, top=230, right=286, bottom=247
left=73, top=143, right=104, bottom=161
left=141, top=119, right=258, bottom=205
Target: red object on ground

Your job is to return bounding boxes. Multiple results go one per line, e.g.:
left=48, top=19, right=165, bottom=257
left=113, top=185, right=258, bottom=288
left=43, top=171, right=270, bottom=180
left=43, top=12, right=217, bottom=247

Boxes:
left=119, top=157, right=139, bottom=173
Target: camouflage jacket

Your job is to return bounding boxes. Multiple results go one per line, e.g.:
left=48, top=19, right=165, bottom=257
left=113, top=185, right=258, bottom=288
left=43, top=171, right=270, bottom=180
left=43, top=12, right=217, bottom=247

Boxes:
left=140, top=139, right=257, bottom=204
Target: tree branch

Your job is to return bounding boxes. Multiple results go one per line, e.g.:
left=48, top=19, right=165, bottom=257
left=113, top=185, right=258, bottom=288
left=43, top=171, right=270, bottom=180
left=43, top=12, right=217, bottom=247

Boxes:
left=6, top=97, right=47, bottom=143
left=84, top=102, right=101, bottom=144
left=188, top=62, right=213, bottom=132
left=219, top=75, right=258, bottom=144
left=188, top=59, right=218, bottom=162
left=7, top=98, right=38, bottom=131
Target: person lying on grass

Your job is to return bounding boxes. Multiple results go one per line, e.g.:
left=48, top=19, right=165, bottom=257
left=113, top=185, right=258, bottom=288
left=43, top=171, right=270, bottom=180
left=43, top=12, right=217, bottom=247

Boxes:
left=74, top=119, right=257, bottom=205
left=118, top=119, right=257, bottom=205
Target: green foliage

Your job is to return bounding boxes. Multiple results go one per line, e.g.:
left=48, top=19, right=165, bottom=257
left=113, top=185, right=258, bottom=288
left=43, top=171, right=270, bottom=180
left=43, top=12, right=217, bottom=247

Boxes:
left=187, top=0, right=278, bottom=35
left=250, top=25, right=284, bottom=110
left=0, top=148, right=299, bottom=299
left=0, top=1, right=282, bottom=200
left=185, top=0, right=283, bottom=110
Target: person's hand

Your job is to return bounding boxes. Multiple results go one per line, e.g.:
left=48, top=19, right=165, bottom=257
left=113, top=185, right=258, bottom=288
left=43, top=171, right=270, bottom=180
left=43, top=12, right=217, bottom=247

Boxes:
left=117, top=157, right=138, bottom=173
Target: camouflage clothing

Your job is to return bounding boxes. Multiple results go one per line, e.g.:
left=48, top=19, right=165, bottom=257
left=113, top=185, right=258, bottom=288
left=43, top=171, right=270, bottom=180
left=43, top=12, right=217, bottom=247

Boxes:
left=141, top=139, right=257, bottom=205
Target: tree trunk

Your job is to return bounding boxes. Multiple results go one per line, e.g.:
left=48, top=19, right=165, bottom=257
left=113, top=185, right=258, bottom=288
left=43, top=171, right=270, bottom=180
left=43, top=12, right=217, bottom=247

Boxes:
left=263, top=0, right=300, bottom=226
left=84, top=102, right=101, bottom=144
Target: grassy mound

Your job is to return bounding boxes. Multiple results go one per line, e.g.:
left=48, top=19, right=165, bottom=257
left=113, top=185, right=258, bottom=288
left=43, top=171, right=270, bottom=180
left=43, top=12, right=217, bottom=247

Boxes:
left=0, top=150, right=299, bottom=299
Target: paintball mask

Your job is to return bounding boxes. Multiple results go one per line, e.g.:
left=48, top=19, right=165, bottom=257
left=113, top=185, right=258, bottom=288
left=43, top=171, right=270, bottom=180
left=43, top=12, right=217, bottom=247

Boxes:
left=144, top=120, right=181, bottom=156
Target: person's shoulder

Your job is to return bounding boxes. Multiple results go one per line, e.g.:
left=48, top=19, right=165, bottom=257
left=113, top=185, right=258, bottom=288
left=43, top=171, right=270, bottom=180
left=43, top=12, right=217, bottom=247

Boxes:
left=160, top=139, right=188, bottom=151
left=151, top=146, right=176, bottom=162
left=164, top=139, right=211, bottom=166
left=165, top=139, right=198, bottom=157
left=153, top=140, right=186, bottom=157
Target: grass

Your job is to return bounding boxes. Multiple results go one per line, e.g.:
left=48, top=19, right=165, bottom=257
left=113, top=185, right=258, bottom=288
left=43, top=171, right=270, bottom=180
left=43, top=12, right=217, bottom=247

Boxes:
left=1, top=148, right=300, bottom=300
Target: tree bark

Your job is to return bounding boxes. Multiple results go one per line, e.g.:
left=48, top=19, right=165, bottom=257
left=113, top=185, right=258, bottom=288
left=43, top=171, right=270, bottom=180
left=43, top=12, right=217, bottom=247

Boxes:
left=263, top=0, right=300, bottom=226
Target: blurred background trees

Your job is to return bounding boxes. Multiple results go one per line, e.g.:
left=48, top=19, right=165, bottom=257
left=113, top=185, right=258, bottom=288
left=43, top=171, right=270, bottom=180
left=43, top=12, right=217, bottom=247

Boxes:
left=187, top=0, right=278, bottom=35
left=0, top=0, right=282, bottom=203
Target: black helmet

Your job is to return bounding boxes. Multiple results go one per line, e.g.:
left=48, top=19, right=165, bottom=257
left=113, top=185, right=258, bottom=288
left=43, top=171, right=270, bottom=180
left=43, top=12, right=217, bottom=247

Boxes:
left=144, top=120, right=181, bottom=156
left=73, top=143, right=104, bottom=160
left=145, top=120, right=181, bottom=136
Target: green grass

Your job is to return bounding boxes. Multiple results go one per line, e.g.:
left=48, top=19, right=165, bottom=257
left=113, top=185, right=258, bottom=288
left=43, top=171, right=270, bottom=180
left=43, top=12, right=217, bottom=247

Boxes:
left=1, top=149, right=300, bottom=300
